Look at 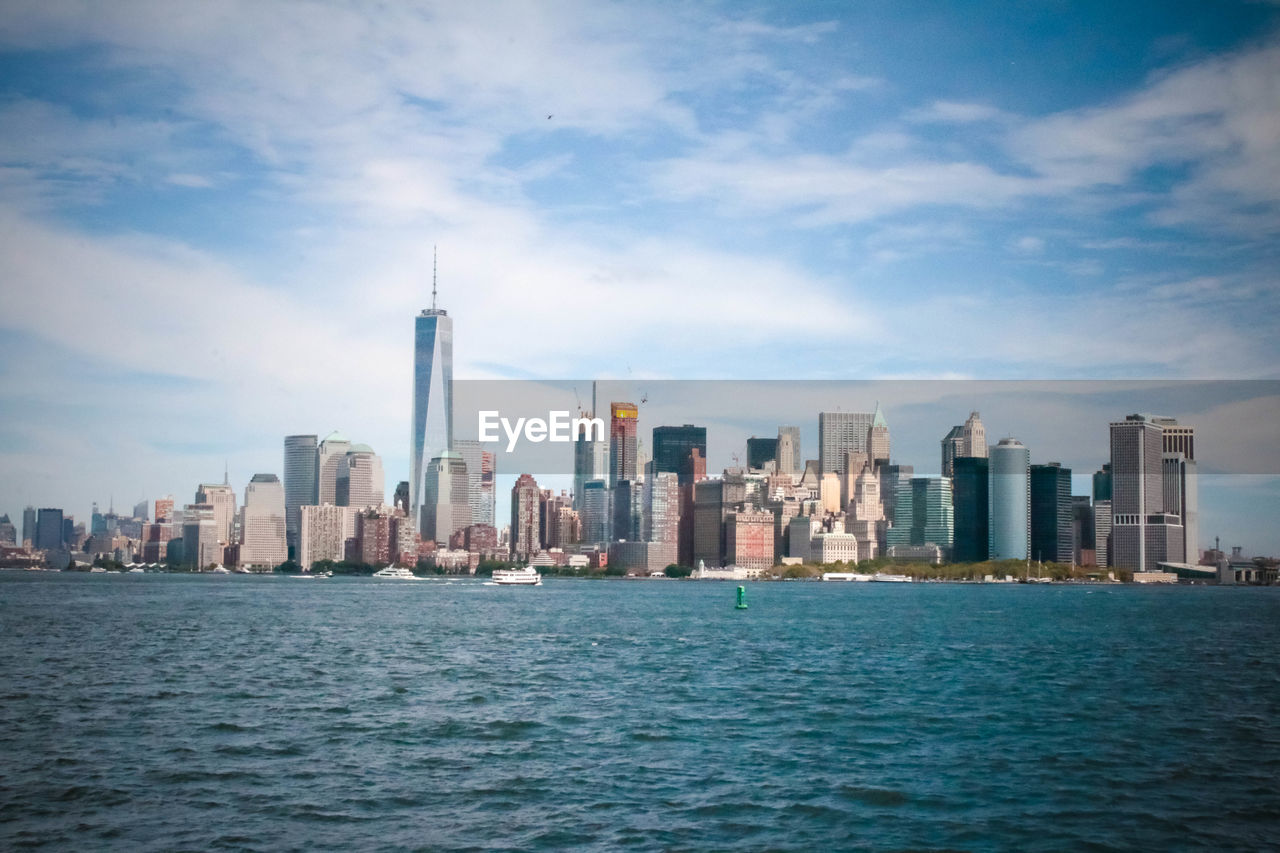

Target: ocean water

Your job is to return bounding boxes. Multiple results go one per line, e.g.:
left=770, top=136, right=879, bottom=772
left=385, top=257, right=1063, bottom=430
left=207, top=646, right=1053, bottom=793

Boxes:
left=1, top=574, right=1278, bottom=851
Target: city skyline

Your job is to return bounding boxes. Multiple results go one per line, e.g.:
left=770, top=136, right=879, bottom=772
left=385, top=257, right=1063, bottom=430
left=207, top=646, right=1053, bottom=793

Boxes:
left=1, top=3, right=1278, bottom=551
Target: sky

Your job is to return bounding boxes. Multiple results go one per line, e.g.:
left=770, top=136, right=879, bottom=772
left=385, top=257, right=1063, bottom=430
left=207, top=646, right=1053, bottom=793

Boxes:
left=0, top=1, right=1277, bottom=551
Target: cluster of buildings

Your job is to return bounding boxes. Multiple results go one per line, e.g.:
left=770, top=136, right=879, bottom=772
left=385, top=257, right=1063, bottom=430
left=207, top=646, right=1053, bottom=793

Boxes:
left=4, top=284, right=1264, bottom=584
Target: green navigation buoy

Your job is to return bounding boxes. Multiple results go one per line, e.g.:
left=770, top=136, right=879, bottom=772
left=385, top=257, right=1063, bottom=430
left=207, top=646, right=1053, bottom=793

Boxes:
left=735, top=585, right=748, bottom=610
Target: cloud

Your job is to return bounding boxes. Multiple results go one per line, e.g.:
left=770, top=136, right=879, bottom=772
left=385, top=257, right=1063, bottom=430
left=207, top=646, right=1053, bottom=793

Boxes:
left=905, top=100, right=1005, bottom=124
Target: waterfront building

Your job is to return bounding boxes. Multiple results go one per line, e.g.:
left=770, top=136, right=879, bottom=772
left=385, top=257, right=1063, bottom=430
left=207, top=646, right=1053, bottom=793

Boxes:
left=610, top=403, right=639, bottom=486
left=788, top=515, right=819, bottom=562
left=1030, top=463, right=1073, bottom=564
left=283, top=434, right=317, bottom=555
left=422, top=452, right=471, bottom=545
left=298, top=504, right=350, bottom=569
left=410, top=267, right=453, bottom=529
left=692, top=474, right=748, bottom=567
left=195, top=482, right=236, bottom=545
left=580, top=479, right=612, bottom=545
left=1155, top=417, right=1198, bottom=563
left=988, top=438, right=1030, bottom=561
left=1094, top=499, right=1112, bottom=568
left=36, top=507, right=64, bottom=551
left=239, top=474, right=286, bottom=571
left=0, top=514, right=15, bottom=546
left=336, top=443, right=385, bottom=509
left=510, top=473, right=541, bottom=561
left=22, top=506, right=36, bottom=547
left=746, top=436, right=778, bottom=472
left=951, top=457, right=990, bottom=563
left=1110, top=414, right=1185, bottom=571
left=182, top=504, right=221, bottom=569
left=885, top=477, right=954, bottom=555
left=1072, top=495, right=1095, bottom=565
left=725, top=506, right=775, bottom=573
left=354, top=510, right=393, bottom=566
left=812, top=530, right=859, bottom=564
left=777, top=426, right=802, bottom=480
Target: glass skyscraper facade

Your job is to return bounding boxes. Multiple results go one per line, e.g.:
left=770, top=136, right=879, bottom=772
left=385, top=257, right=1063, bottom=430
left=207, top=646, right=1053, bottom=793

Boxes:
left=1030, top=463, right=1073, bottom=563
left=410, top=307, right=453, bottom=529
left=952, top=456, right=989, bottom=563
left=988, top=438, right=1030, bottom=561
left=652, top=425, right=706, bottom=484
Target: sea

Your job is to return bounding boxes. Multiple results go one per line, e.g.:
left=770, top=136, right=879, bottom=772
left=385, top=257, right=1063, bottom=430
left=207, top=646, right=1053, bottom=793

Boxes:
left=1, top=572, right=1278, bottom=851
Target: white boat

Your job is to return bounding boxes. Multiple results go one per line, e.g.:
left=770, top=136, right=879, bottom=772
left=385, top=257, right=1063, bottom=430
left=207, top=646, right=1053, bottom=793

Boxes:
left=372, top=566, right=420, bottom=579
left=127, top=567, right=146, bottom=574
left=491, top=566, right=542, bottom=586
left=209, top=565, right=232, bottom=574
left=871, top=573, right=913, bottom=582
left=89, top=566, right=108, bottom=573
left=821, top=572, right=873, bottom=582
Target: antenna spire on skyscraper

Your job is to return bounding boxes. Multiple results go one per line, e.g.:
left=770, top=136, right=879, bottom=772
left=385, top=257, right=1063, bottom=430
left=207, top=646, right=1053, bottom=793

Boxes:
left=432, top=244, right=438, bottom=311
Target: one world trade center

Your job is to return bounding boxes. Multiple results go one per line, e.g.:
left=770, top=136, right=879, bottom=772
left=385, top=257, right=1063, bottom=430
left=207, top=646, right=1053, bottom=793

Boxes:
left=410, top=260, right=453, bottom=530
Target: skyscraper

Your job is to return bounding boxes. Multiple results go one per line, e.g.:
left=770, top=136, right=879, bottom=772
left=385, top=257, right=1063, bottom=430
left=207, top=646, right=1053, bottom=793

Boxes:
left=652, top=425, right=706, bottom=484
left=961, top=411, right=988, bottom=459
left=610, top=402, right=639, bottom=486
left=0, top=514, right=16, bottom=546
left=132, top=499, right=149, bottom=522
left=777, top=426, right=802, bottom=480
left=195, top=482, right=236, bottom=545
left=952, top=456, right=989, bottom=563
left=886, top=477, right=954, bottom=554
left=580, top=480, right=611, bottom=545
left=1029, top=463, right=1073, bottom=564
left=1154, top=416, right=1197, bottom=563
left=316, top=430, right=351, bottom=506
left=423, top=451, right=471, bottom=545
left=988, top=438, right=1030, bottom=560
left=22, top=506, right=36, bottom=547
left=510, top=473, right=541, bottom=561
left=154, top=496, right=174, bottom=524
left=336, top=443, right=384, bottom=509
left=1110, top=414, right=1184, bottom=571
left=410, top=256, right=453, bottom=530
left=746, top=436, right=778, bottom=471
left=941, top=424, right=964, bottom=479
left=454, top=438, right=496, bottom=528
left=239, top=474, right=286, bottom=571
left=819, top=406, right=889, bottom=474
left=284, top=434, right=318, bottom=554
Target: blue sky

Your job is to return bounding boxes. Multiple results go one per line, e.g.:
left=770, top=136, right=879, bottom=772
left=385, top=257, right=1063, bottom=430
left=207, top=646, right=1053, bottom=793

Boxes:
left=0, top=2, right=1277, bottom=551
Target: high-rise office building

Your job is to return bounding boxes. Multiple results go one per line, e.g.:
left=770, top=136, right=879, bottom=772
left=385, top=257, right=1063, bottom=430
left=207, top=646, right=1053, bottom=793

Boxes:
left=819, top=411, right=874, bottom=475
left=1110, top=414, right=1184, bottom=571
left=580, top=479, right=611, bottom=545
left=652, top=425, right=707, bottom=484
left=423, top=452, right=471, bottom=545
left=154, top=496, right=174, bottom=524
left=610, top=402, right=639, bottom=486
left=284, top=434, right=318, bottom=553
left=1154, top=417, right=1197, bottom=563
left=336, top=444, right=384, bottom=509
left=316, top=430, right=351, bottom=507
left=886, top=477, right=954, bottom=553
left=0, top=514, right=16, bottom=546
left=182, top=504, right=220, bottom=569
left=777, top=426, right=802, bottom=480
left=132, top=500, right=149, bottom=522
left=510, top=473, right=541, bottom=561
left=952, top=456, right=989, bottom=563
left=961, top=411, right=988, bottom=459
left=1030, top=463, right=1073, bottom=564
left=454, top=439, right=496, bottom=528
left=725, top=507, right=775, bottom=572
left=612, top=480, right=644, bottom=542
left=1093, top=463, right=1112, bottom=501
left=239, top=474, right=286, bottom=571
left=1072, top=495, right=1095, bottom=565
left=644, top=472, right=680, bottom=562
left=196, top=482, right=236, bottom=545
left=941, top=425, right=964, bottom=479
left=868, top=405, right=890, bottom=463
left=22, top=506, right=36, bottom=547
left=1094, top=499, right=1112, bottom=568
left=746, top=437, right=778, bottom=471
left=410, top=267, right=453, bottom=530
left=988, top=438, right=1030, bottom=560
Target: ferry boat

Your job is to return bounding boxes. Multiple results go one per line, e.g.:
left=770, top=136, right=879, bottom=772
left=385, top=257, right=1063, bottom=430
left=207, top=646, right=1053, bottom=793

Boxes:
left=491, top=566, right=542, bottom=586
left=372, top=566, right=420, bottom=579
